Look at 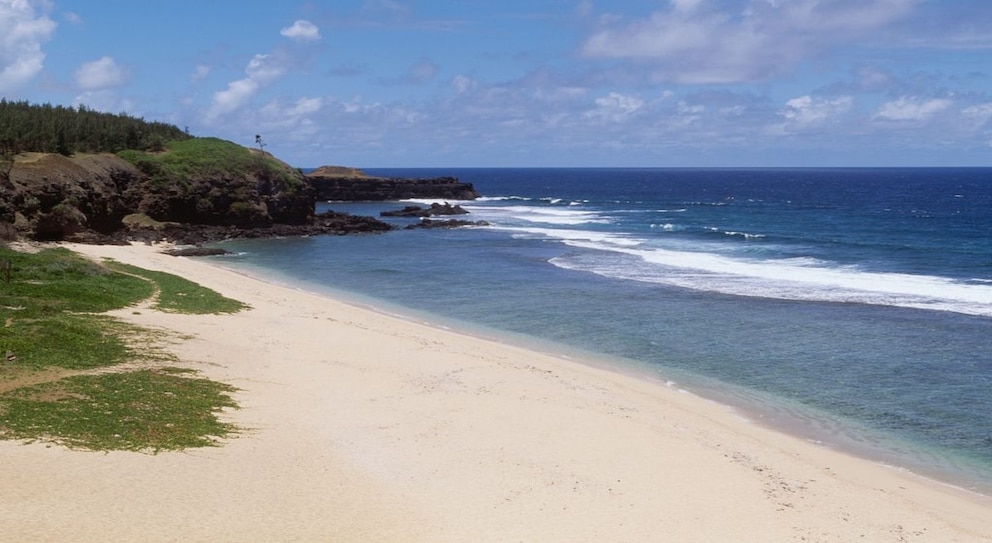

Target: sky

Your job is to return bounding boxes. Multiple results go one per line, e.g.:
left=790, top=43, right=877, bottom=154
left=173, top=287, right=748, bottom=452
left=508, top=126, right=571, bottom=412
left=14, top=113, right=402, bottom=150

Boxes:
left=2, top=0, right=992, bottom=168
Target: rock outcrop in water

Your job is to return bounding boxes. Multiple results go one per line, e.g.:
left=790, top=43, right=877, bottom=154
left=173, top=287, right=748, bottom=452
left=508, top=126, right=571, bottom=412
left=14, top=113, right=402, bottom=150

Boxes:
left=307, top=166, right=479, bottom=201
left=380, top=203, right=469, bottom=217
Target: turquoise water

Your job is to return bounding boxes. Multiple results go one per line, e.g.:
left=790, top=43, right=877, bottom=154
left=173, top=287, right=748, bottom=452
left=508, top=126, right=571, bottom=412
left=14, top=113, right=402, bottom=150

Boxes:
left=213, top=168, right=992, bottom=494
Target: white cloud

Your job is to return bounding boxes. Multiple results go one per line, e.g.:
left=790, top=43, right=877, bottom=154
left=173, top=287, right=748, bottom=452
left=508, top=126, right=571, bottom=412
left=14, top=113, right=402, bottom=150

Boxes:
left=580, top=0, right=921, bottom=84
left=280, top=19, right=321, bottom=42
left=962, top=103, right=992, bottom=123
left=586, top=92, right=645, bottom=122
left=0, top=0, right=56, bottom=91
left=210, top=79, right=259, bottom=117
left=74, top=56, right=126, bottom=90
left=207, top=54, right=288, bottom=120
left=781, top=95, right=853, bottom=127
left=256, top=96, right=324, bottom=140
left=73, top=90, right=133, bottom=115
left=245, top=54, right=286, bottom=84
left=451, top=74, right=476, bottom=94
left=874, top=96, right=953, bottom=121
left=287, top=96, right=322, bottom=116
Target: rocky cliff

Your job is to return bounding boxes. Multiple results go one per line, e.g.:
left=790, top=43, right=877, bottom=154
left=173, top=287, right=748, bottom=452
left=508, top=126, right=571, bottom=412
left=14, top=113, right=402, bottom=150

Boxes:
left=0, top=140, right=393, bottom=243
left=0, top=143, right=488, bottom=243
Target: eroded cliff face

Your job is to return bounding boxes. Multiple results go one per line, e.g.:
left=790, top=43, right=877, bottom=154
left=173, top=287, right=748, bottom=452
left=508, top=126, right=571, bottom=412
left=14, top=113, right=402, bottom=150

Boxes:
left=0, top=152, right=315, bottom=241
left=0, top=152, right=483, bottom=243
left=1, top=154, right=144, bottom=240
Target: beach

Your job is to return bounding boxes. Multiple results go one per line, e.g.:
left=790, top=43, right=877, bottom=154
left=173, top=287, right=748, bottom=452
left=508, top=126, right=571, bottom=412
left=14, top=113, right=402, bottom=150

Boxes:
left=1, top=242, right=989, bottom=542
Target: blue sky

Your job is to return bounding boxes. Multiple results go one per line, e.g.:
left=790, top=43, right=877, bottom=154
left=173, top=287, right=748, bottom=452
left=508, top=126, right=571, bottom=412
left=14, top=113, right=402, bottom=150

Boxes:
left=2, top=0, right=992, bottom=167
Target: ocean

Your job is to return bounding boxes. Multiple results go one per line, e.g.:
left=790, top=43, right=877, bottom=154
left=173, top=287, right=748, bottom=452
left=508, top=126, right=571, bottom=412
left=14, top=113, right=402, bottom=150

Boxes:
left=213, top=167, right=992, bottom=494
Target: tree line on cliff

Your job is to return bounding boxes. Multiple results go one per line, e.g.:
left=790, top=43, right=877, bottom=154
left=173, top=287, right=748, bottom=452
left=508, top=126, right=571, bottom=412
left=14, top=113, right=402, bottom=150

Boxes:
left=0, top=100, right=191, bottom=156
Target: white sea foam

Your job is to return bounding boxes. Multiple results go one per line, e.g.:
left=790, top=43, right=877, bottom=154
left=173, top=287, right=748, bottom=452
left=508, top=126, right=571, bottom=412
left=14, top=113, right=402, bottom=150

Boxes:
left=723, top=230, right=767, bottom=240
left=474, top=196, right=533, bottom=202
left=402, top=197, right=476, bottom=206
left=468, top=205, right=612, bottom=226
left=543, top=238, right=992, bottom=317
left=504, top=226, right=643, bottom=247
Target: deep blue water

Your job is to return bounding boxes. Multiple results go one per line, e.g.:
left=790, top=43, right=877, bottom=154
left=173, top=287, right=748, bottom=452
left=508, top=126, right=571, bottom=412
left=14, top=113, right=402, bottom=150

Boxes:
left=215, top=168, right=992, bottom=493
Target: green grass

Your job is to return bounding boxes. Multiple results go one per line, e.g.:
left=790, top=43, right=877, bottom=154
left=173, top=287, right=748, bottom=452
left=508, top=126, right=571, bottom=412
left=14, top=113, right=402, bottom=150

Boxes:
left=117, top=137, right=304, bottom=192
left=0, top=247, right=154, bottom=314
left=1, top=313, right=156, bottom=371
left=0, top=246, right=245, bottom=452
left=0, top=368, right=238, bottom=452
left=106, top=261, right=250, bottom=314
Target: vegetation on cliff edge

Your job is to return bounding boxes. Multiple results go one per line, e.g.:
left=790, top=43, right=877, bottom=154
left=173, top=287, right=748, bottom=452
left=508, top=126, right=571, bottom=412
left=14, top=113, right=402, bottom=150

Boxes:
left=117, top=137, right=304, bottom=192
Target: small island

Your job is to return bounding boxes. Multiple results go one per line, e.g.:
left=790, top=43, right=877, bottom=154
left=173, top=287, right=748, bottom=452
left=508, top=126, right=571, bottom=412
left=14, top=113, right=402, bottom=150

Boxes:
left=307, top=166, right=479, bottom=202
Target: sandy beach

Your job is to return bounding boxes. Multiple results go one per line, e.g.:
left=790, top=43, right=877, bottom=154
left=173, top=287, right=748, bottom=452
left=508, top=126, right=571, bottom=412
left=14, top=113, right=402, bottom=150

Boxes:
left=1, top=242, right=989, bottom=542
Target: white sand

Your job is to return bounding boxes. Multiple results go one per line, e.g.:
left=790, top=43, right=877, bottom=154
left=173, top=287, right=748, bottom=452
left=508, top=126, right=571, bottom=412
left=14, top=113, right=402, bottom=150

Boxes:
left=1, top=242, right=989, bottom=542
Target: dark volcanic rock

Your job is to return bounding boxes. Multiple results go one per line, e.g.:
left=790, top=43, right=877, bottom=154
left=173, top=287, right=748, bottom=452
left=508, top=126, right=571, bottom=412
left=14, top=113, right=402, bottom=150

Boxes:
left=308, top=173, right=479, bottom=201
left=162, top=247, right=234, bottom=257
left=380, top=202, right=469, bottom=217
left=404, top=218, right=489, bottom=229
left=2, top=154, right=144, bottom=240
left=116, top=210, right=394, bottom=245
left=1, top=153, right=477, bottom=244
left=1, top=150, right=316, bottom=242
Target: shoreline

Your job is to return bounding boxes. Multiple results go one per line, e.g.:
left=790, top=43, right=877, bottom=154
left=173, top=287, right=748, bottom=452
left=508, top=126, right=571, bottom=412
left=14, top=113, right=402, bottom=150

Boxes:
left=2, top=241, right=990, bottom=542
left=209, top=251, right=992, bottom=498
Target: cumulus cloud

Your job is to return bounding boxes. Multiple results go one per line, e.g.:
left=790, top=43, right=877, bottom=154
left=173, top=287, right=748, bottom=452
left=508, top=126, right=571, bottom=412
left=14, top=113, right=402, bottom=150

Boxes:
left=962, top=103, right=992, bottom=124
left=0, top=0, right=57, bottom=91
left=258, top=96, right=324, bottom=138
left=280, top=19, right=321, bottom=42
left=73, top=90, right=133, bottom=114
left=245, top=53, right=287, bottom=84
left=208, top=54, right=288, bottom=120
left=874, top=96, right=953, bottom=121
left=74, top=56, right=126, bottom=90
left=580, top=0, right=920, bottom=83
left=210, top=79, right=260, bottom=118
left=781, top=95, right=853, bottom=127
left=586, top=92, right=645, bottom=122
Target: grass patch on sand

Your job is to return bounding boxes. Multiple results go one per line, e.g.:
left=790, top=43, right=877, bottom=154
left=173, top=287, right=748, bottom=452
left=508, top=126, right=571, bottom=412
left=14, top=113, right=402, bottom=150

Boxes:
left=0, top=245, right=243, bottom=452
left=0, top=368, right=238, bottom=452
left=106, top=260, right=249, bottom=314
left=2, top=313, right=155, bottom=371
left=1, top=246, right=154, bottom=314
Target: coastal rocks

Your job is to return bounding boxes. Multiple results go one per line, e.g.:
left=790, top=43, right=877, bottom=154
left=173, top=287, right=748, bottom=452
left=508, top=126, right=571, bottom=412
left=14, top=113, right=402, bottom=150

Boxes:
left=1, top=153, right=144, bottom=240
left=117, top=210, right=394, bottom=245
left=405, top=219, right=489, bottom=229
left=381, top=202, right=487, bottom=229
left=1, top=148, right=316, bottom=242
left=380, top=202, right=469, bottom=217
left=0, top=151, right=481, bottom=244
left=162, top=247, right=233, bottom=257
left=307, top=166, right=479, bottom=201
